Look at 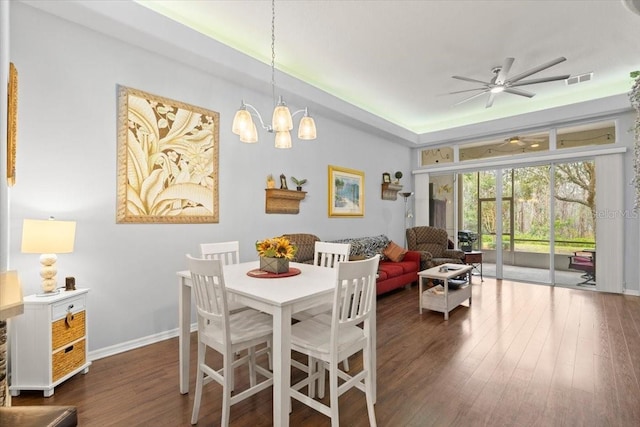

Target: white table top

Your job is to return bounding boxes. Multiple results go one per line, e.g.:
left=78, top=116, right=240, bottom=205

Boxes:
left=418, top=263, right=473, bottom=280
left=178, top=261, right=337, bottom=308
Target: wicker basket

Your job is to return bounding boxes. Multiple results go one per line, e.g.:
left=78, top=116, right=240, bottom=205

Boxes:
left=52, top=311, right=85, bottom=350
left=52, top=339, right=86, bottom=382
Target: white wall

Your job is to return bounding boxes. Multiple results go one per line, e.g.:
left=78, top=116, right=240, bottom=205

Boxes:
left=7, top=2, right=412, bottom=355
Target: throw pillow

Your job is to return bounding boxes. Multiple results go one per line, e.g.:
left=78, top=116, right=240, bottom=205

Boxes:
left=383, top=241, right=407, bottom=262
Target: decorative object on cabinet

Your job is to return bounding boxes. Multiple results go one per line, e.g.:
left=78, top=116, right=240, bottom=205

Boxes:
left=10, top=289, right=91, bottom=398
left=0, top=271, right=24, bottom=407
left=116, top=85, right=219, bottom=224
left=266, top=174, right=276, bottom=188
left=6, top=63, right=17, bottom=187
left=290, top=176, right=307, bottom=191
left=21, top=218, right=76, bottom=294
left=394, top=171, right=403, bottom=184
left=265, top=188, right=306, bottom=214
left=328, top=165, right=364, bottom=217
left=231, top=0, right=317, bottom=147
left=381, top=182, right=402, bottom=200
left=279, top=173, right=288, bottom=189
left=382, top=172, right=391, bottom=183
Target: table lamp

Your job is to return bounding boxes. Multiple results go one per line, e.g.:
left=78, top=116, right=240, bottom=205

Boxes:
left=21, top=218, right=76, bottom=294
left=0, top=270, right=24, bottom=406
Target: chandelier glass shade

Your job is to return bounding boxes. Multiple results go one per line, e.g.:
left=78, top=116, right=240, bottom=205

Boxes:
left=231, top=0, right=317, bottom=148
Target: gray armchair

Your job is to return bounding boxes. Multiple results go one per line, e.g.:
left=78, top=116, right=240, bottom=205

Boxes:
left=406, top=226, right=465, bottom=270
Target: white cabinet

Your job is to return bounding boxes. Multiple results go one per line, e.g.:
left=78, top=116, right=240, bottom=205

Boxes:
left=10, top=289, right=91, bottom=397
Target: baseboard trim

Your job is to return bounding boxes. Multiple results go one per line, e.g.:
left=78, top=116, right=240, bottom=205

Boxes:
left=88, top=322, right=197, bottom=361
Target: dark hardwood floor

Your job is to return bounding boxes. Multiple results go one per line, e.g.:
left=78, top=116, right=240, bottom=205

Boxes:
left=10, top=278, right=640, bottom=426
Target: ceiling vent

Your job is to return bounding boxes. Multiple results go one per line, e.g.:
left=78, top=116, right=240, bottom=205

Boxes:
left=566, top=72, right=593, bottom=85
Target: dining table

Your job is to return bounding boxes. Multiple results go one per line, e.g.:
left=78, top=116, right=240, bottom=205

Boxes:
left=177, top=260, right=377, bottom=427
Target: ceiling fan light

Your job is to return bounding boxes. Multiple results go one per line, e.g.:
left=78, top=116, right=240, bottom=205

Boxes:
left=272, top=96, right=293, bottom=132
left=530, top=143, right=540, bottom=148
left=490, top=86, right=505, bottom=94
left=298, top=112, right=317, bottom=140
left=274, top=131, right=292, bottom=149
left=232, top=106, right=252, bottom=135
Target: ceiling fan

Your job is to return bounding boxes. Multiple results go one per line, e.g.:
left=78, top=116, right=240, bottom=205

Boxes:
left=500, top=135, right=545, bottom=148
left=450, top=57, right=570, bottom=108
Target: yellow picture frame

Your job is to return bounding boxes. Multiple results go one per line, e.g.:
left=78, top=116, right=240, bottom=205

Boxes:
left=328, top=165, right=364, bottom=217
left=116, top=85, right=219, bottom=223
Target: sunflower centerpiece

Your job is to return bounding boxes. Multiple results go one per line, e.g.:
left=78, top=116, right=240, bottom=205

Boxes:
left=256, top=236, right=297, bottom=274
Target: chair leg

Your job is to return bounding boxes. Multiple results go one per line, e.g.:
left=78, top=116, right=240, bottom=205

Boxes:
left=308, top=356, right=316, bottom=398
left=363, top=346, right=377, bottom=427
left=318, top=361, right=326, bottom=399
left=248, top=347, right=257, bottom=387
left=342, top=357, right=349, bottom=371
left=221, top=353, right=232, bottom=427
left=329, top=361, right=340, bottom=427
left=190, top=343, right=206, bottom=425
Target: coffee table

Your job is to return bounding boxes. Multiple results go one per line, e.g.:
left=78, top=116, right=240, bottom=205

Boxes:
left=418, top=263, right=473, bottom=320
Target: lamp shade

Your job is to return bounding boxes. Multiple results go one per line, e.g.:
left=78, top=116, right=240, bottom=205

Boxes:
left=0, top=270, right=24, bottom=321
left=274, top=131, right=292, bottom=149
left=298, top=115, right=317, bottom=140
left=232, top=108, right=253, bottom=136
left=21, top=219, right=76, bottom=254
left=272, top=97, right=293, bottom=132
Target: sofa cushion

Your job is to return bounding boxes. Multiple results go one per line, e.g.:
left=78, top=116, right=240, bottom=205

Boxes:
left=330, top=234, right=390, bottom=258
left=383, top=241, right=406, bottom=262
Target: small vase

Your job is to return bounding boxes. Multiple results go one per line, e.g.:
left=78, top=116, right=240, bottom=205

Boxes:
left=260, top=257, right=289, bottom=274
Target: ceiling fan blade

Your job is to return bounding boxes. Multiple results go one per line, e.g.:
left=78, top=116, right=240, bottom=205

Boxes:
left=448, top=87, right=487, bottom=94
left=503, top=87, right=535, bottom=98
left=495, top=57, right=514, bottom=85
left=452, top=75, right=492, bottom=86
left=485, top=92, right=496, bottom=108
left=510, top=74, right=571, bottom=87
left=505, top=57, right=567, bottom=84
left=454, top=89, right=490, bottom=106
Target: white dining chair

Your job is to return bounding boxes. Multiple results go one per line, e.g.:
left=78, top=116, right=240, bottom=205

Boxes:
left=293, top=242, right=351, bottom=321
left=289, top=255, right=379, bottom=427
left=200, top=241, right=245, bottom=313
left=200, top=241, right=272, bottom=369
left=200, top=241, right=240, bottom=265
left=186, top=255, right=273, bottom=426
left=292, top=242, right=352, bottom=378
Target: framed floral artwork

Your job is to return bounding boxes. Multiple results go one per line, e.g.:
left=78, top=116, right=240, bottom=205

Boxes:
left=117, top=85, right=219, bottom=223
left=6, top=63, right=17, bottom=186
left=328, top=165, right=364, bottom=217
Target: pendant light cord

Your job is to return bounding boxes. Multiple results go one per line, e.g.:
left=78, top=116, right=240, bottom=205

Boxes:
left=271, top=0, right=276, bottom=106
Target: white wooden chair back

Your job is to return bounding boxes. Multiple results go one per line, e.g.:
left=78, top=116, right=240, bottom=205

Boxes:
left=332, top=255, right=380, bottom=339
left=186, top=254, right=231, bottom=347
left=200, top=241, right=240, bottom=265
left=313, top=241, right=351, bottom=269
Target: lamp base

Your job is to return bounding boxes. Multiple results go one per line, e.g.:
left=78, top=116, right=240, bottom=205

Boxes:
left=39, top=254, right=58, bottom=293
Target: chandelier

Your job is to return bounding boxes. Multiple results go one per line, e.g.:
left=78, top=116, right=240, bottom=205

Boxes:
left=231, top=0, right=317, bottom=148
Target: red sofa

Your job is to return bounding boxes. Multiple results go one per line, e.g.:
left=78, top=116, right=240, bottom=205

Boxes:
left=283, top=233, right=420, bottom=295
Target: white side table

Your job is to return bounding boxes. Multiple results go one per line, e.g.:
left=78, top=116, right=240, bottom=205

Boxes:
left=10, top=289, right=91, bottom=397
left=419, top=264, right=473, bottom=320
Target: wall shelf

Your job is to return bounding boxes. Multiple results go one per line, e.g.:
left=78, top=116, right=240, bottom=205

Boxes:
left=265, top=188, right=306, bottom=214
left=381, top=183, right=403, bottom=200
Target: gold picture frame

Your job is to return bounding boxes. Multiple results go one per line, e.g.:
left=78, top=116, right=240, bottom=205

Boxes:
left=6, top=63, right=17, bottom=186
left=328, top=165, right=364, bottom=217
left=117, top=86, right=219, bottom=223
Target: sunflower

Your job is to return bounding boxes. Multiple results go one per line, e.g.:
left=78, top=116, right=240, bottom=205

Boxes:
left=255, top=236, right=297, bottom=259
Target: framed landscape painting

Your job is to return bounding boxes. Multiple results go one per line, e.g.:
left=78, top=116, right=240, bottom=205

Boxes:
left=117, top=85, right=219, bottom=223
left=328, top=165, right=364, bottom=217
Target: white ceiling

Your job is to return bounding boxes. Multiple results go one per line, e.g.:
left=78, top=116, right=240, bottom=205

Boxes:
left=21, top=0, right=640, bottom=145
left=134, top=0, right=640, bottom=135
